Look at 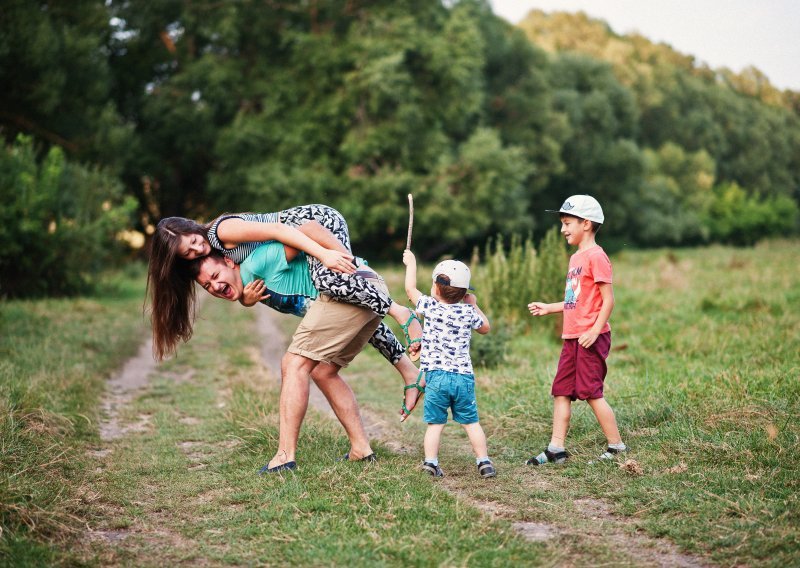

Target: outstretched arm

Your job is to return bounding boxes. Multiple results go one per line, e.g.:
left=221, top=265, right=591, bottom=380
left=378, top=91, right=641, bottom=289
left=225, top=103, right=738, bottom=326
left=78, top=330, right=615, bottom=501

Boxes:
left=216, top=218, right=355, bottom=274
left=403, top=250, right=422, bottom=305
left=528, top=301, right=565, bottom=316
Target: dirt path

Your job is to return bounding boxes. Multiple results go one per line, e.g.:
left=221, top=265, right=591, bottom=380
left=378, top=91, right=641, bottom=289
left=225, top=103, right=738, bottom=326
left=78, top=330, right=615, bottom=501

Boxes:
left=254, top=307, right=708, bottom=567
left=96, top=336, right=159, bottom=443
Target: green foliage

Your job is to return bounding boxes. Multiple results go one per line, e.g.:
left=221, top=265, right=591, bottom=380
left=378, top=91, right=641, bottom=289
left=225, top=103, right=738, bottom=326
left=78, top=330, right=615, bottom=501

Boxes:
left=1, top=1, right=799, bottom=258
left=0, top=135, right=136, bottom=298
left=471, top=226, right=567, bottom=330
left=703, top=182, right=799, bottom=245
left=518, top=10, right=800, bottom=244
left=470, top=321, right=512, bottom=369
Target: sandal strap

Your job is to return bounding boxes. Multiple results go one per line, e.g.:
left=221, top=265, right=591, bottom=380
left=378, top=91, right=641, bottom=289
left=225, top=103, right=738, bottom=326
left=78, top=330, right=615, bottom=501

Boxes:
left=401, top=370, right=426, bottom=416
left=400, top=311, right=423, bottom=346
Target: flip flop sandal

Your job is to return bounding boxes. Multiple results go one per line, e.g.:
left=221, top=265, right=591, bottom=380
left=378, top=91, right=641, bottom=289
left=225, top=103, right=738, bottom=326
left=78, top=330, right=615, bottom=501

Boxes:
left=400, top=310, right=423, bottom=362
left=400, top=370, right=426, bottom=422
left=258, top=461, right=297, bottom=474
left=339, top=452, right=377, bottom=462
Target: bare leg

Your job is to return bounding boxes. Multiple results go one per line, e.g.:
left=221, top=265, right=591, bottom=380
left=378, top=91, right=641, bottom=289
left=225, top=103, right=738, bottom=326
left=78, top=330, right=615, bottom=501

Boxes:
left=267, top=352, right=316, bottom=469
left=388, top=302, right=422, bottom=357
left=395, top=355, right=426, bottom=420
left=587, top=397, right=622, bottom=445
left=423, top=423, right=445, bottom=461
left=462, top=422, right=488, bottom=459
left=549, top=396, right=572, bottom=448
left=310, top=363, right=373, bottom=460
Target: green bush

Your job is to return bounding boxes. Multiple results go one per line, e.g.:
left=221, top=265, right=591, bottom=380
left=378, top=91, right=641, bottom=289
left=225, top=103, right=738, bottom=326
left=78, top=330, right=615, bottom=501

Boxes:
left=471, top=226, right=567, bottom=342
left=0, top=135, right=136, bottom=297
left=704, top=182, right=799, bottom=246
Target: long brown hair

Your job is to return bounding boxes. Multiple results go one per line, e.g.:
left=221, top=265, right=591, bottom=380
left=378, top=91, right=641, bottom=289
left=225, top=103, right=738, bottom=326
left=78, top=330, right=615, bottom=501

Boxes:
left=145, top=217, right=210, bottom=360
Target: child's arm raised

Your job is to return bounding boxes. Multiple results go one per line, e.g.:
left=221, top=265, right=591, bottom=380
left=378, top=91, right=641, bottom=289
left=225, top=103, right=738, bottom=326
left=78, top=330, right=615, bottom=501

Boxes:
left=578, top=282, right=614, bottom=349
left=528, top=301, right=565, bottom=317
left=403, top=250, right=422, bottom=305
left=464, top=293, right=491, bottom=334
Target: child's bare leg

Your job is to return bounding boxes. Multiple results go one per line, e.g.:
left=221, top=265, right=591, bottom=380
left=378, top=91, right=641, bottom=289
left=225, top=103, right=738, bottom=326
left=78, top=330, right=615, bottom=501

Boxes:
left=549, top=396, right=572, bottom=447
left=462, top=422, right=488, bottom=459
left=527, top=396, right=572, bottom=465
left=587, top=397, right=622, bottom=445
left=424, top=423, right=445, bottom=462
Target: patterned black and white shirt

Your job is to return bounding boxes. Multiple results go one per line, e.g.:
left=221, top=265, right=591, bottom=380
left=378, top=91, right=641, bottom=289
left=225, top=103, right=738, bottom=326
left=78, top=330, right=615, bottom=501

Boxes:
left=416, top=294, right=485, bottom=375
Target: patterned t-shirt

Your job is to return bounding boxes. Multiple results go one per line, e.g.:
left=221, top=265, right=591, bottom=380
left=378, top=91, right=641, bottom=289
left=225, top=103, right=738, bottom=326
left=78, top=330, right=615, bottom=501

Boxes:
left=415, top=295, right=485, bottom=375
left=207, top=213, right=280, bottom=264
left=562, top=245, right=613, bottom=339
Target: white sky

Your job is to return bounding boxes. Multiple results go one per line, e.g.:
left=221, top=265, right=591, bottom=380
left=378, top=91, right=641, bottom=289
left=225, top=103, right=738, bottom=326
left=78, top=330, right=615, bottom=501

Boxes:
left=490, top=0, right=800, bottom=91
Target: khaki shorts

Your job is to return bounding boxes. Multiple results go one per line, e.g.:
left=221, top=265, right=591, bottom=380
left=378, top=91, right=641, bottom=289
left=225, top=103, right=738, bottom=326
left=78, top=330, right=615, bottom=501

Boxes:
left=287, top=273, right=386, bottom=368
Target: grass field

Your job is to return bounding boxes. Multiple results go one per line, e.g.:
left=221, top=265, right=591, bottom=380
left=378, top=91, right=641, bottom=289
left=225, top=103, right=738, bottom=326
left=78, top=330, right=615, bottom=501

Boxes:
left=1, top=241, right=798, bottom=566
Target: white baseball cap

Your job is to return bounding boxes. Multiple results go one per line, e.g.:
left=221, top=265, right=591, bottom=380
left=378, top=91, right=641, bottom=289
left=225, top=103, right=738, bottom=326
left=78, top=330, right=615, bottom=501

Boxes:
left=549, top=194, right=604, bottom=224
left=432, top=260, right=473, bottom=289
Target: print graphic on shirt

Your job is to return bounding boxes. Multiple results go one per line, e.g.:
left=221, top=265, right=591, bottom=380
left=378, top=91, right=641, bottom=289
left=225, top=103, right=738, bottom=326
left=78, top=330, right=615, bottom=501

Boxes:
left=564, top=266, right=582, bottom=310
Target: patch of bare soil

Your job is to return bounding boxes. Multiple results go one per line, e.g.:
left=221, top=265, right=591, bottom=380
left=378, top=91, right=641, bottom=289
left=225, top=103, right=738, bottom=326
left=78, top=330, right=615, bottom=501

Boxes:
left=98, top=337, right=159, bottom=441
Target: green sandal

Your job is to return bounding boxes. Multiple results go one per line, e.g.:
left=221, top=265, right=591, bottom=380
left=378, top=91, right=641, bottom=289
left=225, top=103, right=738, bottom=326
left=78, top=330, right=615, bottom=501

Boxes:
left=400, top=370, right=426, bottom=422
left=400, top=310, right=423, bottom=361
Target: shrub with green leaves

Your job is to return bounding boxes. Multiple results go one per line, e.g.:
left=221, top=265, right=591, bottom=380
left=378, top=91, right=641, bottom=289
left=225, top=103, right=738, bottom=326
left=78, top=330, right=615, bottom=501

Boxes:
left=470, top=227, right=568, bottom=363
left=0, top=135, right=136, bottom=297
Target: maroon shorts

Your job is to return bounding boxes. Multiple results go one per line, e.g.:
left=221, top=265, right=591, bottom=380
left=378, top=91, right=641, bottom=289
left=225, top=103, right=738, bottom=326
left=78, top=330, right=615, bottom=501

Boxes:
left=551, top=332, right=611, bottom=401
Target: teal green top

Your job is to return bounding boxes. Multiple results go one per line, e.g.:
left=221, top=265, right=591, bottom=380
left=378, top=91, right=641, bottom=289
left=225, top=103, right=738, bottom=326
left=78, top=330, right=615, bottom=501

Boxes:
left=239, top=241, right=317, bottom=316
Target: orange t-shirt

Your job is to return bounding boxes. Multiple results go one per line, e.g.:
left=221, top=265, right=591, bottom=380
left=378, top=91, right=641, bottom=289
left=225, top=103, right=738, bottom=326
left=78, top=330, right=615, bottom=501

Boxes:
left=562, top=245, right=613, bottom=339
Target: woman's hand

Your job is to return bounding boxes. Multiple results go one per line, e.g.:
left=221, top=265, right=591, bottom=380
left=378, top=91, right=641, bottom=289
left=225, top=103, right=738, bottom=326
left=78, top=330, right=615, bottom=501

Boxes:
left=241, top=280, right=271, bottom=307
left=319, top=249, right=356, bottom=274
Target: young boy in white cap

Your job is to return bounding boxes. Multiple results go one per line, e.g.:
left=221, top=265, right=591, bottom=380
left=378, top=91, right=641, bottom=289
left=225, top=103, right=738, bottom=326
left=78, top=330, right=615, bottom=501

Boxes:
left=526, top=194, right=626, bottom=465
left=402, top=249, right=494, bottom=478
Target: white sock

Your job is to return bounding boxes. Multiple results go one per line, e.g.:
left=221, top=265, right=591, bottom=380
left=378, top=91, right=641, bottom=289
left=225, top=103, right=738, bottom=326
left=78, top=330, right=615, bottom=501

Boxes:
left=476, top=456, right=490, bottom=464
left=608, top=442, right=626, bottom=451
left=425, top=457, right=439, bottom=466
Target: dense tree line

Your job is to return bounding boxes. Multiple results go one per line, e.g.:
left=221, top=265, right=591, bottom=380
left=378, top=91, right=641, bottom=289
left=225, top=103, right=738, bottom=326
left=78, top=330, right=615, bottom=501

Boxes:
left=1, top=1, right=798, bottom=296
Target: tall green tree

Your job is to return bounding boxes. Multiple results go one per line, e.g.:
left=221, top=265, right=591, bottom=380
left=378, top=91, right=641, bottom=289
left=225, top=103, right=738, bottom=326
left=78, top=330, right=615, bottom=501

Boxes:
left=0, top=0, right=128, bottom=165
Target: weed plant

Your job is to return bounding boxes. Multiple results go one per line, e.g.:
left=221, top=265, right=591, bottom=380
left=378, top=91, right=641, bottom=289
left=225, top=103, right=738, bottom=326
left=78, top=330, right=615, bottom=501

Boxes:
left=469, top=227, right=568, bottom=366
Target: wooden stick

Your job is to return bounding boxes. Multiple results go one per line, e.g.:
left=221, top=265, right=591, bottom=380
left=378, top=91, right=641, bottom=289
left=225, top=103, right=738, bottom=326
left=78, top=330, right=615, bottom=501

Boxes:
left=406, top=194, right=414, bottom=250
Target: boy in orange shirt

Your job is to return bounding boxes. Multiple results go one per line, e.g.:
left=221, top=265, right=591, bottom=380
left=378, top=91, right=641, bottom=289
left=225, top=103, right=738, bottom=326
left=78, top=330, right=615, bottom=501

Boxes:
left=526, top=195, right=626, bottom=465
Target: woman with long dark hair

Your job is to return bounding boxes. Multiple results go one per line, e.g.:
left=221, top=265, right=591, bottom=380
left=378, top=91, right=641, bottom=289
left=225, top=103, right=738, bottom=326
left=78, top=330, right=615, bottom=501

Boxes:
left=146, top=204, right=424, bottom=419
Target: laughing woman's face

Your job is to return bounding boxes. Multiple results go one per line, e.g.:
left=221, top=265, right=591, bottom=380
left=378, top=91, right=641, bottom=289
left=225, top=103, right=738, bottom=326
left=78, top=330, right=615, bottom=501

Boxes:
left=178, top=233, right=210, bottom=260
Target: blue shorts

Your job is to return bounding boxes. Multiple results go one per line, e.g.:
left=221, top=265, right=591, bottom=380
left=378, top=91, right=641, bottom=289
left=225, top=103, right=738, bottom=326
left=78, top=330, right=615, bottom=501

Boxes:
left=423, top=370, right=479, bottom=425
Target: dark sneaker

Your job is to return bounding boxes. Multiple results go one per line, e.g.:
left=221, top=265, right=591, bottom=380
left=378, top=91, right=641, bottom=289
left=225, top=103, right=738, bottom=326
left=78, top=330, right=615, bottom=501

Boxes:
left=525, top=449, right=569, bottom=466
left=422, top=461, right=444, bottom=478
left=477, top=460, right=496, bottom=478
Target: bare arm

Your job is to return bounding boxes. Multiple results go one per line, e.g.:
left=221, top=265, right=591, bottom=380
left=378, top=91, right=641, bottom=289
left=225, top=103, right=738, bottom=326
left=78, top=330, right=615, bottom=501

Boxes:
left=403, top=249, right=422, bottom=305
left=216, top=218, right=355, bottom=274
left=464, top=294, right=490, bottom=334
left=578, top=282, right=614, bottom=349
left=528, top=301, right=565, bottom=316
left=280, top=220, right=349, bottom=263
